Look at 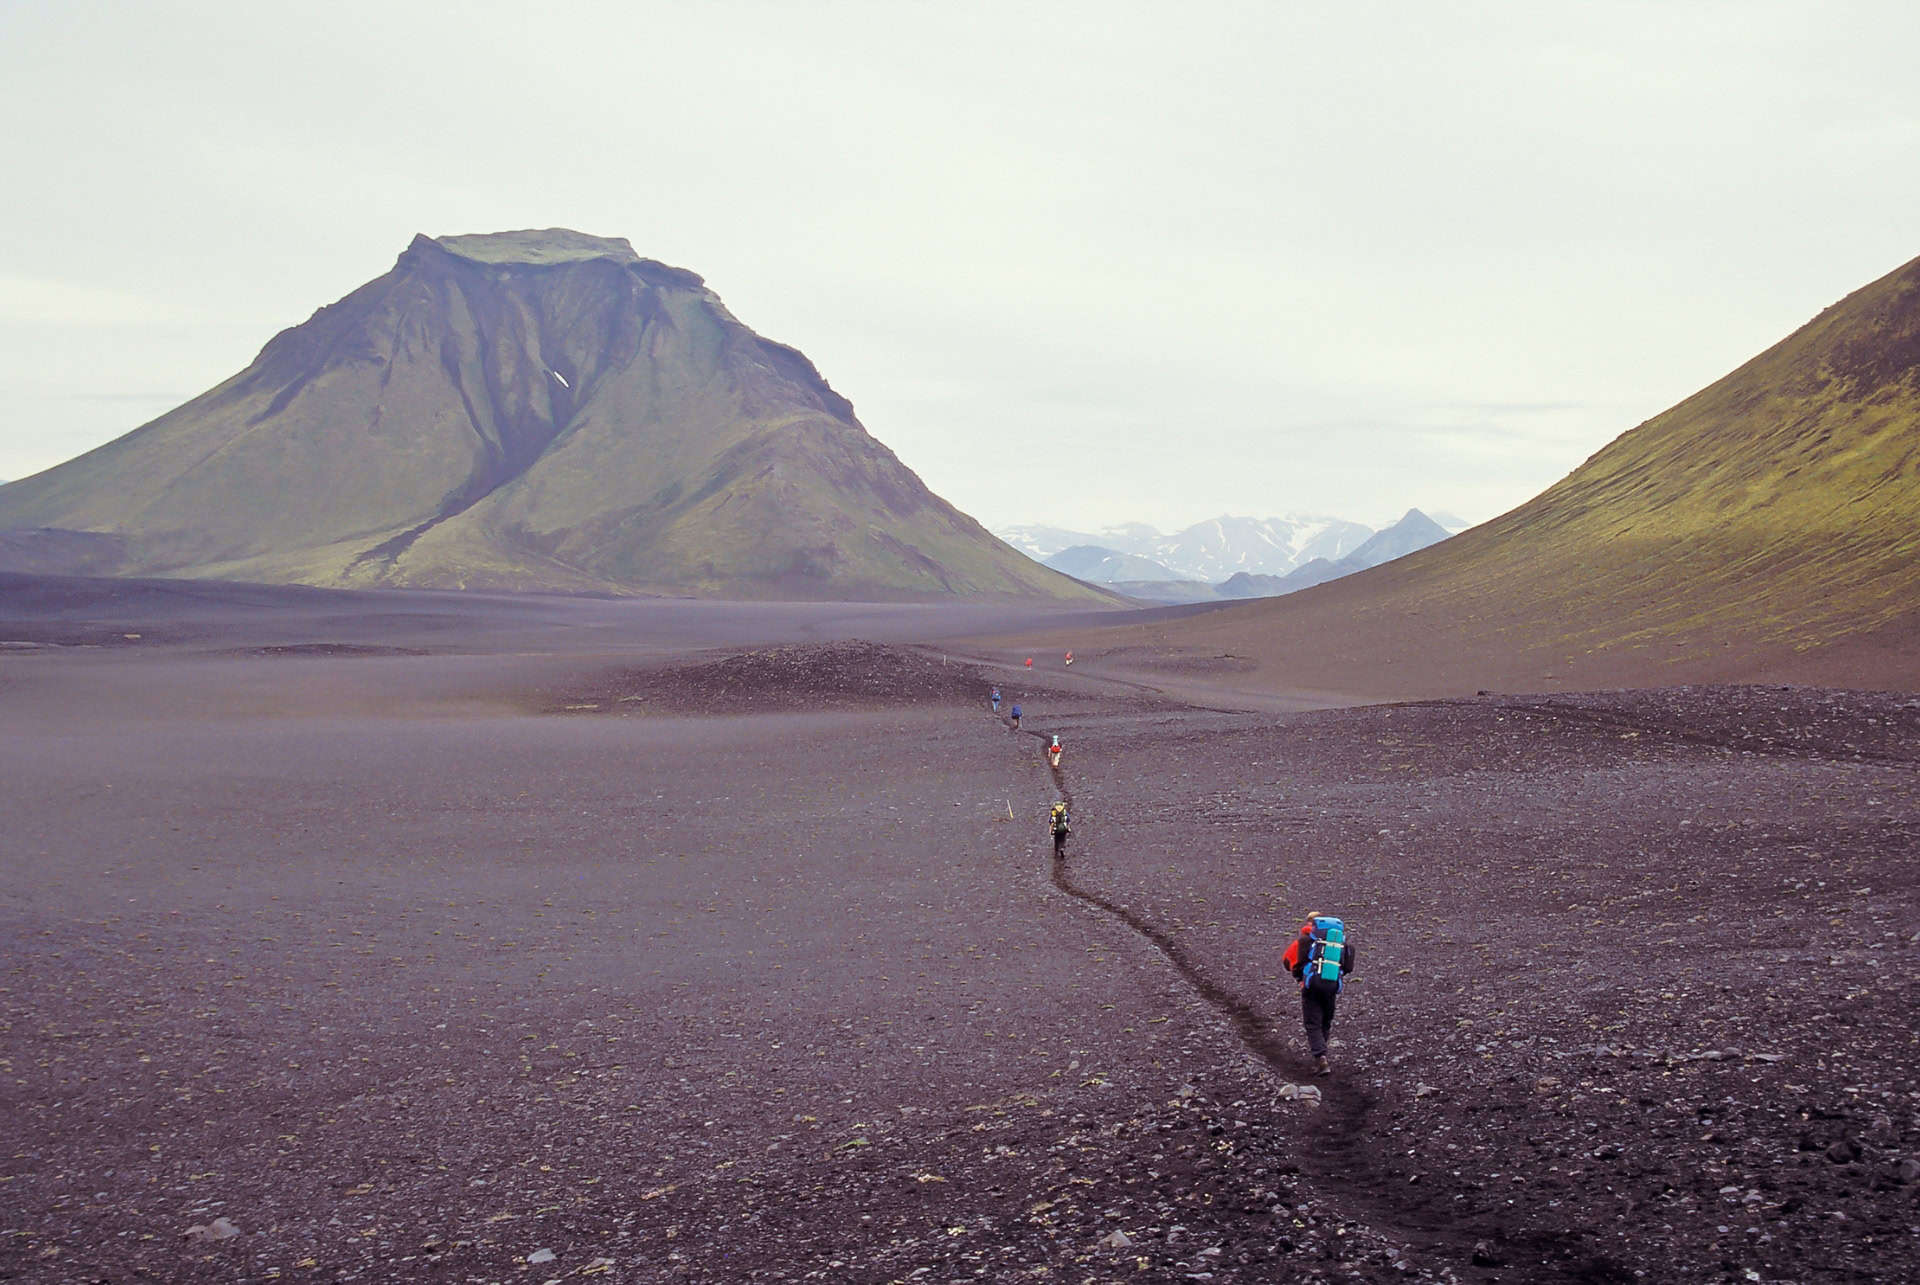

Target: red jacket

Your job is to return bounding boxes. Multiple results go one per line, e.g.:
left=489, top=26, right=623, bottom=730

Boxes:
left=1280, top=928, right=1308, bottom=975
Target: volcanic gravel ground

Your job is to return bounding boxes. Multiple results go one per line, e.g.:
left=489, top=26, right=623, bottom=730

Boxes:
left=2, top=637, right=1916, bottom=1283
left=1058, top=684, right=1920, bottom=1282
left=0, top=647, right=1366, bottom=1283
left=1496, top=686, right=1920, bottom=767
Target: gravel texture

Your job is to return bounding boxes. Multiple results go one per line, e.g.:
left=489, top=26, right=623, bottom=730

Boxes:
left=2, top=617, right=1915, bottom=1283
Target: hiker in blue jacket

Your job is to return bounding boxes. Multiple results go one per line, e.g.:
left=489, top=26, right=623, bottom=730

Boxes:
left=1282, top=911, right=1357, bottom=1075
left=1009, top=703, right=1022, bottom=730
left=990, top=686, right=1002, bottom=714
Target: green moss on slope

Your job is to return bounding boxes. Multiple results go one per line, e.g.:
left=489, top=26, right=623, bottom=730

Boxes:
left=1152, top=252, right=1920, bottom=689
left=0, top=230, right=1103, bottom=601
left=1426, top=254, right=1920, bottom=646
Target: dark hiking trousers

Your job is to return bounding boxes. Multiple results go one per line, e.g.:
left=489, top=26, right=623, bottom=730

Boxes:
left=1301, top=980, right=1338, bottom=1057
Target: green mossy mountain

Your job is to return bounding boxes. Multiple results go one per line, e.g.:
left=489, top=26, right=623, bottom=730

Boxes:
left=0, top=230, right=1100, bottom=600
left=1114, top=251, right=1920, bottom=691
left=1402, top=250, right=1920, bottom=648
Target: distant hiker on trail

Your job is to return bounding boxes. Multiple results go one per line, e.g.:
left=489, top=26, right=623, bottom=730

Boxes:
left=1048, top=801, right=1070, bottom=858
left=1009, top=704, right=1022, bottom=730
left=1282, top=912, right=1356, bottom=1075
left=1047, top=735, right=1063, bottom=768
left=990, top=686, right=1002, bottom=714
left=1064, top=650, right=1073, bottom=667
left=1024, top=657, right=1033, bottom=669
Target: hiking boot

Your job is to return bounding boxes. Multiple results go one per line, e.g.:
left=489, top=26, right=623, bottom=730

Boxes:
left=1314, top=1054, right=1331, bottom=1076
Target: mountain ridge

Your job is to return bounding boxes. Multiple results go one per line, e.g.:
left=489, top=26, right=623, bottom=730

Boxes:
left=1001, top=511, right=1429, bottom=583
left=1035, top=508, right=1455, bottom=599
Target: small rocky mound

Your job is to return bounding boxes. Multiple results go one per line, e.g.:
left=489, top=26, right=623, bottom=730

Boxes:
left=559, top=641, right=986, bottom=714
left=238, top=643, right=431, bottom=658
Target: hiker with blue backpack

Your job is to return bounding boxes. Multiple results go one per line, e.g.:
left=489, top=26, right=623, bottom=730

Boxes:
left=1282, top=912, right=1357, bottom=1075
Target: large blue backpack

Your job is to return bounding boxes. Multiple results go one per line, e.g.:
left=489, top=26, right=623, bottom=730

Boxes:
left=1306, top=916, right=1347, bottom=991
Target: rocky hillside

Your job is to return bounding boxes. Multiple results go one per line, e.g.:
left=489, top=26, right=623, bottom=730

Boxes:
left=1067, top=251, right=1920, bottom=694
left=0, top=231, right=1103, bottom=601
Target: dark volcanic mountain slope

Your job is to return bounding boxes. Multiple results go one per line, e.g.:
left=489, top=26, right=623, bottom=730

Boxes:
left=0, top=231, right=1099, bottom=600
left=1081, top=253, right=1920, bottom=694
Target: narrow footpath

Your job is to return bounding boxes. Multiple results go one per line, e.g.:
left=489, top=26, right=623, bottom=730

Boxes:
left=994, top=698, right=1632, bottom=1284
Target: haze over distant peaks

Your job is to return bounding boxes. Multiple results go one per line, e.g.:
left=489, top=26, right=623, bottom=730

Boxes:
left=0, top=229, right=1098, bottom=601
left=1343, top=508, right=1452, bottom=567
left=999, top=509, right=1458, bottom=597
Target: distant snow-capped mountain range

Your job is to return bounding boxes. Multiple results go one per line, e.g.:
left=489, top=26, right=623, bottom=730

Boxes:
left=996, top=511, right=1468, bottom=589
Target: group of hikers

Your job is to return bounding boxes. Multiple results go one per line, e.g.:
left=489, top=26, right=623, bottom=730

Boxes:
left=990, top=679, right=1356, bottom=1076
left=990, top=686, right=1064, bottom=848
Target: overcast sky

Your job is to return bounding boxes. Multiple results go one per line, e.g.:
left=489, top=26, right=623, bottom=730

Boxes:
left=3, top=1, right=1918, bottom=532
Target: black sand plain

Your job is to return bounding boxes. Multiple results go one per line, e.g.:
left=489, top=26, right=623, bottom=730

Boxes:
left=2, top=578, right=1917, bottom=1284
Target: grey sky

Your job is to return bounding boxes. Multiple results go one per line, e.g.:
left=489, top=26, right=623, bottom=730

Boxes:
left=3, top=1, right=1917, bottom=531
